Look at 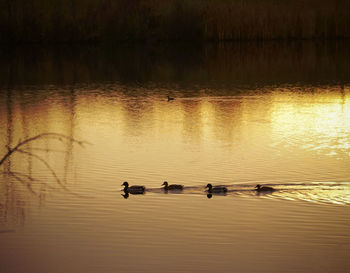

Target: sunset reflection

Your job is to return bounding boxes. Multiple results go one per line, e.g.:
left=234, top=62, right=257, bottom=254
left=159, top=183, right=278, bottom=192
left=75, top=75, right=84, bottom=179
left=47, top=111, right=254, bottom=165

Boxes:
left=1, top=83, right=350, bottom=273
left=2, top=86, right=350, bottom=193
left=271, top=88, right=350, bottom=158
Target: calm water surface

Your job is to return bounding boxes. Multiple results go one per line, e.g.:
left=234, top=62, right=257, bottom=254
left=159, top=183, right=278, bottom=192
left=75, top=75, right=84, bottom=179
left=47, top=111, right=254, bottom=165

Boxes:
left=1, top=42, right=350, bottom=273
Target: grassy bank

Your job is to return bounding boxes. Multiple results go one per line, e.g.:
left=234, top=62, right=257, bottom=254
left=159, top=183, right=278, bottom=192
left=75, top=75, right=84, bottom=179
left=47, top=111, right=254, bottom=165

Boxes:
left=1, top=0, right=350, bottom=43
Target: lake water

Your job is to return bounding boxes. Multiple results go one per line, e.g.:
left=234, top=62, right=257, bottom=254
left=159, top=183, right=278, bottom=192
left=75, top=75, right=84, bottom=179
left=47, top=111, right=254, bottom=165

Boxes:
left=1, top=41, right=350, bottom=273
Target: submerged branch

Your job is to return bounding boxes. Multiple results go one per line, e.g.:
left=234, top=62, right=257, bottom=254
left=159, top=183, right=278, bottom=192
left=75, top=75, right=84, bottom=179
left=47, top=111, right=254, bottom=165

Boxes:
left=17, top=149, right=74, bottom=194
left=1, top=171, right=37, bottom=195
left=0, top=171, right=56, bottom=191
left=0, top=133, right=89, bottom=196
left=10, top=173, right=37, bottom=195
left=23, top=147, right=68, bottom=153
left=0, top=133, right=89, bottom=166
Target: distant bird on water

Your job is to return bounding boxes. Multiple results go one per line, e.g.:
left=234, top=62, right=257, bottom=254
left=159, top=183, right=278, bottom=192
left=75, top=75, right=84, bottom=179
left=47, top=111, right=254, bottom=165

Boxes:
left=255, top=184, right=275, bottom=192
left=167, top=95, right=175, bottom=101
left=121, top=181, right=145, bottom=194
left=206, top=183, right=227, bottom=193
left=162, top=181, right=183, bottom=191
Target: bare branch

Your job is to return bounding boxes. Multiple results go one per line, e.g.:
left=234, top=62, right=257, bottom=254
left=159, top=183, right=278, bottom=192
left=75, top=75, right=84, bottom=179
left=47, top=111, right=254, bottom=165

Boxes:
left=0, top=133, right=90, bottom=166
left=0, top=133, right=89, bottom=196
left=0, top=171, right=56, bottom=191
left=8, top=173, right=37, bottom=195
left=23, top=147, right=67, bottom=153
left=16, top=149, right=74, bottom=193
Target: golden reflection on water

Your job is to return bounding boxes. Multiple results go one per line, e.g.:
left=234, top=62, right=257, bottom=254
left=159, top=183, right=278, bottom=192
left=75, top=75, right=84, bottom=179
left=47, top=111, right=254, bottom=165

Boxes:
left=1, top=85, right=350, bottom=273
left=271, top=88, right=350, bottom=158
left=1, top=85, right=349, bottom=204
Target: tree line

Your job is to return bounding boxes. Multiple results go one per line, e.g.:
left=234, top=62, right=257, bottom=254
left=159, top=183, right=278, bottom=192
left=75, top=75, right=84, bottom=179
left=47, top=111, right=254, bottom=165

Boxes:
left=1, top=0, right=350, bottom=43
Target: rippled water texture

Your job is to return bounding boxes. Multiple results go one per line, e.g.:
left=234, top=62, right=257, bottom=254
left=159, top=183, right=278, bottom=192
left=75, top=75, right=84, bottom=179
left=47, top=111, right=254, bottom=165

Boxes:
left=1, top=42, right=350, bottom=273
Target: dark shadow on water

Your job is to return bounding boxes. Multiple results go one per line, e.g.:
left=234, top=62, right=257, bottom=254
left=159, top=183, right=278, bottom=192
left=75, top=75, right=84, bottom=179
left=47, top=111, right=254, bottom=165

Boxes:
left=1, top=41, right=350, bottom=90
left=121, top=190, right=146, bottom=199
left=255, top=191, right=275, bottom=197
left=162, top=189, right=183, bottom=194
left=121, top=193, right=129, bottom=199
left=206, top=193, right=227, bottom=199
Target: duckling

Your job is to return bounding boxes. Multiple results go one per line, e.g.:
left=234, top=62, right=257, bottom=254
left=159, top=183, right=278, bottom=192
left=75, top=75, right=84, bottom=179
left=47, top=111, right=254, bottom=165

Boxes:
left=167, top=95, right=175, bottom=101
left=121, top=181, right=145, bottom=194
left=255, top=184, right=275, bottom=192
left=162, top=181, right=183, bottom=191
left=206, top=183, right=227, bottom=193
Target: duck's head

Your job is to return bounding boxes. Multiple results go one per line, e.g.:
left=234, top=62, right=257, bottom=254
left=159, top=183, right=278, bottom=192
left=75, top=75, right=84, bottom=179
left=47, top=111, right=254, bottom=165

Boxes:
left=122, top=181, right=129, bottom=187
left=206, top=183, right=212, bottom=189
left=162, top=181, right=168, bottom=186
left=255, top=184, right=261, bottom=189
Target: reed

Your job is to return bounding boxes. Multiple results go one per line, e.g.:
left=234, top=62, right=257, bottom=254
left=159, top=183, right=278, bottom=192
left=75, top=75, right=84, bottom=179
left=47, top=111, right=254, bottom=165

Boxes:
left=0, top=0, right=349, bottom=43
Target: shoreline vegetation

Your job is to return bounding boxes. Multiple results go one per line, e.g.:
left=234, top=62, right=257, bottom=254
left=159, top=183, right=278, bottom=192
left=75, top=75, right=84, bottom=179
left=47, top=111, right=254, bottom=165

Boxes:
left=1, top=0, right=350, bottom=44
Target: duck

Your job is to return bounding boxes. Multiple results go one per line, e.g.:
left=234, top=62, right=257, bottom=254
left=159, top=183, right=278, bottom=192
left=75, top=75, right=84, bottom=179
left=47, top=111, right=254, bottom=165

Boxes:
left=206, top=183, right=227, bottom=193
left=121, top=181, right=145, bottom=194
left=162, top=181, right=183, bottom=191
left=167, top=95, right=175, bottom=101
left=255, top=184, right=275, bottom=192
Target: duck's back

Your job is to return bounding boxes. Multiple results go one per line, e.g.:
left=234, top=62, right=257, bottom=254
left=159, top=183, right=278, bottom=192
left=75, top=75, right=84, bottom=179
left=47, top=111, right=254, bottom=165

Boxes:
left=211, top=186, right=227, bottom=193
left=128, top=185, right=145, bottom=193
left=258, top=186, right=274, bottom=192
left=167, top=184, right=183, bottom=190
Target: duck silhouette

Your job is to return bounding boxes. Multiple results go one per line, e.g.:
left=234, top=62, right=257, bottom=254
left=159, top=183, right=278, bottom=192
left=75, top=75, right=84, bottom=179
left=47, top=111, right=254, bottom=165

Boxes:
left=206, top=183, right=228, bottom=193
left=255, top=184, right=275, bottom=192
left=167, top=95, right=175, bottom=101
left=121, top=181, right=145, bottom=194
left=162, top=181, right=183, bottom=191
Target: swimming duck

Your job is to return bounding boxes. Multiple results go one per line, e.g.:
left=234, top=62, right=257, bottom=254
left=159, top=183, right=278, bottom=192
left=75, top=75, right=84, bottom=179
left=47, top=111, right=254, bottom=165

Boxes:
left=121, top=181, right=145, bottom=194
left=255, top=184, right=275, bottom=192
left=162, top=181, right=183, bottom=191
left=206, top=183, right=227, bottom=193
left=167, top=95, right=175, bottom=101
